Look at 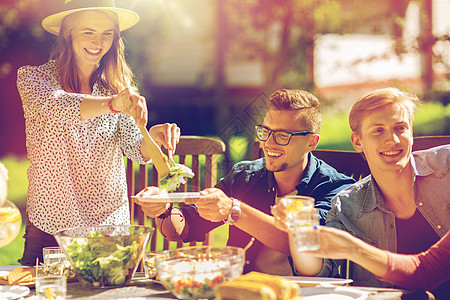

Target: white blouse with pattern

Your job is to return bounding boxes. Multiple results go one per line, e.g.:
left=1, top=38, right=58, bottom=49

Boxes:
left=17, top=60, right=149, bottom=234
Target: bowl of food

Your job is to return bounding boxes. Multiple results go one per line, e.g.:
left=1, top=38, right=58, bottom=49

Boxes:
left=54, top=225, right=153, bottom=288
left=155, top=246, right=245, bottom=300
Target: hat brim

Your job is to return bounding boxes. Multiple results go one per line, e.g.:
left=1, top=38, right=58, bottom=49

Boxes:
left=42, top=7, right=139, bottom=35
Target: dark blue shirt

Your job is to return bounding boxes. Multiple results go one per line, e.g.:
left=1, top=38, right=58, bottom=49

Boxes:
left=180, top=153, right=355, bottom=273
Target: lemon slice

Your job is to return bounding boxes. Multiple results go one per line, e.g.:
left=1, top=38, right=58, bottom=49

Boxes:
left=0, top=207, right=21, bottom=223
left=286, top=200, right=303, bottom=213
left=45, top=287, right=55, bottom=300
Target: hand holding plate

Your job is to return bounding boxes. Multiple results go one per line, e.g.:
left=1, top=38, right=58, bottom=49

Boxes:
left=134, top=187, right=171, bottom=218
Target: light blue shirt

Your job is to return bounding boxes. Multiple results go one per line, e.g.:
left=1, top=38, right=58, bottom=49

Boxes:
left=323, top=145, right=450, bottom=287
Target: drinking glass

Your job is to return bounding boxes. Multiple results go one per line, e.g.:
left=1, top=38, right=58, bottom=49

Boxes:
left=282, top=195, right=320, bottom=251
left=0, top=199, right=22, bottom=247
left=43, top=247, right=65, bottom=276
left=43, top=247, right=65, bottom=265
left=143, top=251, right=158, bottom=279
left=35, top=275, right=67, bottom=300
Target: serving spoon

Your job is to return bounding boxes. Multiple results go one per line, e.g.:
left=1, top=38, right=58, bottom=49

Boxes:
left=138, top=125, right=171, bottom=178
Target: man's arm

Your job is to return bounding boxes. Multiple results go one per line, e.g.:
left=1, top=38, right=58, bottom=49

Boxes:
left=155, top=207, right=189, bottom=241
left=303, top=226, right=388, bottom=277
left=379, top=232, right=450, bottom=291
left=237, top=200, right=290, bottom=255
left=187, top=188, right=291, bottom=255
left=154, top=203, right=221, bottom=243
left=271, top=199, right=324, bottom=275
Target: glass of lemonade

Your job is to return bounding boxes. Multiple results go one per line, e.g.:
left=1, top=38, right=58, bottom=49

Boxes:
left=35, top=275, right=67, bottom=300
left=0, top=199, right=22, bottom=247
left=282, top=195, right=320, bottom=251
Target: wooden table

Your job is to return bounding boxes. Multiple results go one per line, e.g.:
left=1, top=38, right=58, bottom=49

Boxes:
left=0, top=266, right=433, bottom=300
left=24, top=273, right=174, bottom=299
left=24, top=275, right=434, bottom=299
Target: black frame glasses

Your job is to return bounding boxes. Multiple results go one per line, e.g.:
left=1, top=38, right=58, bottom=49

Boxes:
left=255, top=125, right=313, bottom=146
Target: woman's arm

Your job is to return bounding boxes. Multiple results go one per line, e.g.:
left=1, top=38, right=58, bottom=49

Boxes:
left=305, top=227, right=450, bottom=291
left=379, top=232, right=450, bottom=290
left=80, top=87, right=147, bottom=127
left=78, top=95, right=114, bottom=120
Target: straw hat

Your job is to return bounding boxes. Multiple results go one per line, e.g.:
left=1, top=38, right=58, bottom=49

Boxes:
left=42, top=0, right=139, bottom=35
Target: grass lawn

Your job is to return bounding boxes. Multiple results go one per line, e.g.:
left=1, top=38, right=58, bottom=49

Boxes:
left=1, top=101, right=448, bottom=265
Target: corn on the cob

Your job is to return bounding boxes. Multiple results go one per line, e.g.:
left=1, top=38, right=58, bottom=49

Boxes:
left=216, top=280, right=277, bottom=300
left=235, top=272, right=299, bottom=299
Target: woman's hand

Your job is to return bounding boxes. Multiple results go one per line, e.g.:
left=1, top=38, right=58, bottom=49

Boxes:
left=149, top=123, right=181, bottom=151
left=134, top=186, right=171, bottom=218
left=112, top=87, right=148, bottom=127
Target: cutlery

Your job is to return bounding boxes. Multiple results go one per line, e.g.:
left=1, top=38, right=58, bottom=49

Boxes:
left=138, top=125, right=171, bottom=178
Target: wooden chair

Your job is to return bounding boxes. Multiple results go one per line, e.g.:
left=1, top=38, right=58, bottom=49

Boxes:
left=311, top=149, right=369, bottom=180
left=412, top=135, right=450, bottom=151
left=127, top=136, right=226, bottom=251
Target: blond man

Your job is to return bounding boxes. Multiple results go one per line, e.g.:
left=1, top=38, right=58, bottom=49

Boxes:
left=321, top=88, right=449, bottom=295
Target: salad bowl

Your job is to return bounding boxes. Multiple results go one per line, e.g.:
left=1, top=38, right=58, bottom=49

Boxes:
left=155, top=246, right=245, bottom=300
left=54, top=225, right=153, bottom=288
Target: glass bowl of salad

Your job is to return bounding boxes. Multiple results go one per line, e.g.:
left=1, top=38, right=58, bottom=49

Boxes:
left=155, top=246, right=245, bottom=300
left=54, top=225, right=153, bottom=288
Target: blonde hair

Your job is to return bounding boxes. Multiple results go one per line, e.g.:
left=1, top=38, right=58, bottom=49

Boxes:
left=50, top=10, right=135, bottom=94
left=349, top=88, right=420, bottom=134
left=267, top=89, right=321, bottom=133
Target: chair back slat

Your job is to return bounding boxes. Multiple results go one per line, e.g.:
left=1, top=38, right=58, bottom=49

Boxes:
left=191, top=155, right=200, bottom=192
left=312, top=149, right=369, bottom=180
left=412, top=135, right=450, bottom=151
left=204, top=155, right=216, bottom=188
left=178, top=156, right=187, bottom=192
left=127, top=136, right=226, bottom=252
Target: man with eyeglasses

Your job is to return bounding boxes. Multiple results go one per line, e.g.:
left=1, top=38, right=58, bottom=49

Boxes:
left=135, top=89, right=355, bottom=275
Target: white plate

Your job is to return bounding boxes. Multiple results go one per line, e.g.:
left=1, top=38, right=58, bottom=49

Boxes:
left=132, top=192, right=201, bottom=203
left=0, top=285, right=30, bottom=299
left=300, top=287, right=367, bottom=300
left=284, top=276, right=353, bottom=287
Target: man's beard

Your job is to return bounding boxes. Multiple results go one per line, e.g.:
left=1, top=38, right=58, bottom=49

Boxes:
left=266, top=162, right=288, bottom=172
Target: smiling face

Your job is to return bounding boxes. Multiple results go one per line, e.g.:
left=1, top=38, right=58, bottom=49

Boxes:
left=70, top=11, right=115, bottom=72
left=262, top=109, right=319, bottom=174
left=351, top=103, right=413, bottom=174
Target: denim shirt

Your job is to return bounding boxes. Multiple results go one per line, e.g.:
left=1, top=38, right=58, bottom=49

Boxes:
left=180, top=153, right=355, bottom=273
left=324, top=145, right=450, bottom=287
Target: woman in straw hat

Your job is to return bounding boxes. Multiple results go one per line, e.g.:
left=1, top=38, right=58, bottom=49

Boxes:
left=17, top=0, right=180, bottom=265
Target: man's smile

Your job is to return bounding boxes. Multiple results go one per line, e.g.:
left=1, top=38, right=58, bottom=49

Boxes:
left=380, top=149, right=402, bottom=157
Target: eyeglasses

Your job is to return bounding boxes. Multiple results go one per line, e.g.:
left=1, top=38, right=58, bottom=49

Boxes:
left=255, top=125, right=313, bottom=146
